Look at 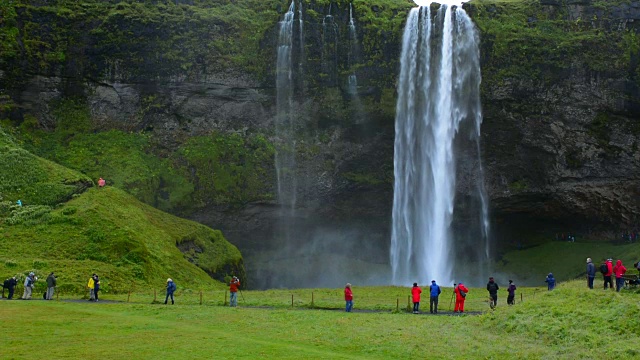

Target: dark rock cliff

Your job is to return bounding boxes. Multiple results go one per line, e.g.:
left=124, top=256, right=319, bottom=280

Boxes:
left=0, top=0, right=638, bottom=287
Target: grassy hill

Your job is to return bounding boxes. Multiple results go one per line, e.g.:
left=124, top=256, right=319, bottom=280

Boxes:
left=1, top=280, right=639, bottom=358
left=0, top=127, right=244, bottom=293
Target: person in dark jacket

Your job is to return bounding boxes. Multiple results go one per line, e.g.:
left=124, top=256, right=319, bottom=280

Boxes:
left=46, top=272, right=57, bottom=300
left=429, top=280, right=441, bottom=314
left=487, top=277, right=499, bottom=309
left=586, top=258, right=596, bottom=289
left=3, top=276, right=17, bottom=299
left=93, top=275, right=101, bottom=302
left=165, top=278, right=176, bottom=305
left=545, top=273, right=556, bottom=290
left=507, top=280, right=516, bottom=305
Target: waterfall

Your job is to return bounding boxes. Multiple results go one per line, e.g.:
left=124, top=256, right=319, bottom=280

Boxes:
left=322, top=4, right=338, bottom=86
left=390, top=4, right=489, bottom=285
left=348, top=3, right=358, bottom=95
left=275, top=1, right=296, bottom=209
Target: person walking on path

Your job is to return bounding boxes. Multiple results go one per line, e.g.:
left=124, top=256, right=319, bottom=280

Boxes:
left=165, top=278, right=176, bottom=305
left=87, top=273, right=96, bottom=301
left=229, top=276, right=240, bottom=307
left=45, top=272, right=56, bottom=300
left=586, top=258, right=596, bottom=289
left=4, top=276, right=17, bottom=299
left=545, top=273, right=556, bottom=291
left=411, top=283, right=422, bottom=314
left=429, top=280, right=441, bottom=314
left=344, top=283, right=353, bottom=312
left=507, top=280, right=516, bottom=305
left=487, top=277, right=499, bottom=309
left=21, top=273, right=35, bottom=300
left=454, top=282, right=468, bottom=313
left=93, top=275, right=101, bottom=302
left=613, top=260, right=627, bottom=292
left=603, top=258, right=614, bottom=290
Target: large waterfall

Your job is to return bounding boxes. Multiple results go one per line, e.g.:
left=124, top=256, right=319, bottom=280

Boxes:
left=390, top=4, right=489, bottom=285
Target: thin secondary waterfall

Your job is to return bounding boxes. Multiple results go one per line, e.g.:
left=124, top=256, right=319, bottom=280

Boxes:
left=275, top=1, right=296, bottom=209
left=390, top=4, right=489, bottom=285
left=348, top=3, right=358, bottom=94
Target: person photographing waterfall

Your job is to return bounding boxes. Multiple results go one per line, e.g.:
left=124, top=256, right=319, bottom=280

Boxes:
left=454, top=282, right=468, bottom=313
left=229, top=276, right=240, bottom=307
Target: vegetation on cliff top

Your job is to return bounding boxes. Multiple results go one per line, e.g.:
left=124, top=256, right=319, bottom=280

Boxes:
left=0, top=126, right=245, bottom=293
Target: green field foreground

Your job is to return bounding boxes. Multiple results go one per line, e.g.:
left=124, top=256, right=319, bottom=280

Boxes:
left=2, top=280, right=639, bottom=359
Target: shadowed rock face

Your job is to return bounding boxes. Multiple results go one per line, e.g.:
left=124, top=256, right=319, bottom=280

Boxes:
left=1, top=0, right=638, bottom=288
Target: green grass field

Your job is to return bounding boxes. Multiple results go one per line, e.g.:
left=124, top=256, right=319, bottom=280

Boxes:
left=2, top=280, right=639, bottom=359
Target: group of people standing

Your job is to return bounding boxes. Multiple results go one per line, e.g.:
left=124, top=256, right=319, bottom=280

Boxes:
left=410, top=280, right=443, bottom=314
left=87, top=273, right=101, bottom=301
left=585, top=258, right=636, bottom=291
left=1, top=272, right=56, bottom=300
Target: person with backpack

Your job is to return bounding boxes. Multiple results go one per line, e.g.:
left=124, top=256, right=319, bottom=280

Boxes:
left=45, top=272, right=56, bottom=300
left=429, top=280, right=441, bottom=314
left=4, top=276, right=17, bottom=300
left=602, top=259, right=614, bottom=290
left=454, top=282, right=468, bottom=313
left=613, top=260, right=627, bottom=292
left=486, top=277, right=499, bottom=309
left=545, top=273, right=556, bottom=291
left=586, top=258, right=596, bottom=289
left=411, top=283, right=422, bottom=314
left=507, top=280, right=516, bottom=305
left=21, top=273, right=35, bottom=300
left=165, top=278, right=176, bottom=305
left=344, top=283, right=353, bottom=312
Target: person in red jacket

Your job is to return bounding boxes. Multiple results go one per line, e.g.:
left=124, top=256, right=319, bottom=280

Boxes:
left=454, top=282, right=469, bottom=313
left=344, top=283, right=353, bottom=312
left=98, top=177, right=106, bottom=188
left=411, top=283, right=422, bottom=314
left=229, top=276, right=240, bottom=307
left=604, top=258, right=614, bottom=290
left=613, top=259, right=627, bottom=292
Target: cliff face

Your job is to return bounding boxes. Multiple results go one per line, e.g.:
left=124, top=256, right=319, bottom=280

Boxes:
left=1, top=0, right=638, bottom=287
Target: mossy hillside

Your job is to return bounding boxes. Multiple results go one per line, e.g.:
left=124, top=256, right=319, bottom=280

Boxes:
left=9, top=99, right=275, bottom=213
left=0, top=126, right=92, bottom=207
left=0, top=187, right=245, bottom=294
left=470, top=0, right=640, bottom=87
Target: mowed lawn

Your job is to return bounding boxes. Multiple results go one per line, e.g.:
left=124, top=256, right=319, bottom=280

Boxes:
left=2, top=281, right=639, bottom=359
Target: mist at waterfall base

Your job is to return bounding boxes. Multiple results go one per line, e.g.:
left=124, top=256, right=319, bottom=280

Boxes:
left=390, top=5, right=491, bottom=287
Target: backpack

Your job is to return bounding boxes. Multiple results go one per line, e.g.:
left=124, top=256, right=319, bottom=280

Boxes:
left=458, top=286, right=466, bottom=298
left=2, top=279, right=9, bottom=289
left=600, top=263, right=608, bottom=274
left=488, top=283, right=498, bottom=292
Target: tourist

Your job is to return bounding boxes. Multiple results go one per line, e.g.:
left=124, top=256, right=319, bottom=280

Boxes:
left=4, top=276, right=17, bottom=300
left=507, top=280, right=516, bottom=305
left=21, top=272, right=35, bottom=300
left=93, top=275, right=100, bottom=301
left=429, top=280, right=441, bottom=314
left=344, top=283, right=353, bottom=312
left=411, top=282, right=422, bottom=314
left=487, top=277, right=499, bottom=309
left=613, top=260, right=627, bottom=292
left=545, top=273, right=556, bottom=291
left=603, top=258, right=614, bottom=290
left=586, top=258, right=596, bottom=289
left=87, top=273, right=96, bottom=301
left=229, top=276, right=240, bottom=307
left=454, top=282, right=468, bottom=313
left=16, top=199, right=22, bottom=207
left=45, top=272, right=56, bottom=300
left=165, top=278, right=176, bottom=305
left=98, top=178, right=106, bottom=188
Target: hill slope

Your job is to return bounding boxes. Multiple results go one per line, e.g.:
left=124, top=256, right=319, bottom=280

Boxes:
left=0, top=127, right=244, bottom=293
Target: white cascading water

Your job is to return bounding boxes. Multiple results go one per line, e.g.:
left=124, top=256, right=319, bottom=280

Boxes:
left=348, top=3, right=358, bottom=95
left=391, top=4, right=489, bottom=285
left=275, top=1, right=296, bottom=209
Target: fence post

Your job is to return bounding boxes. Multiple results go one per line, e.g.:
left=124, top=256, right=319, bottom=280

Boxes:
left=396, top=298, right=399, bottom=312
left=154, top=289, right=157, bottom=303
left=291, top=294, right=294, bottom=308
left=520, top=293, right=523, bottom=303
left=200, top=291, right=203, bottom=305
left=127, top=288, right=132, bottom=303
left=311, top=292, right=314, bottom=308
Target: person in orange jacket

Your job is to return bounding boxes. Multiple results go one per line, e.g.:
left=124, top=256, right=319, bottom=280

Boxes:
left=411, top=283, right=422, bottom=314
left=229, top=276, right=240, bottom=307
left=454, top=282, right=469, bottom=313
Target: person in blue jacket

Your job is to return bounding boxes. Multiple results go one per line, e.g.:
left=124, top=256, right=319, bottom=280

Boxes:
left=545, top=273, right=556, bottom=291
left=165, top=278, right=176, bottom=305
left=429, top=280, right=441, bottom=314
